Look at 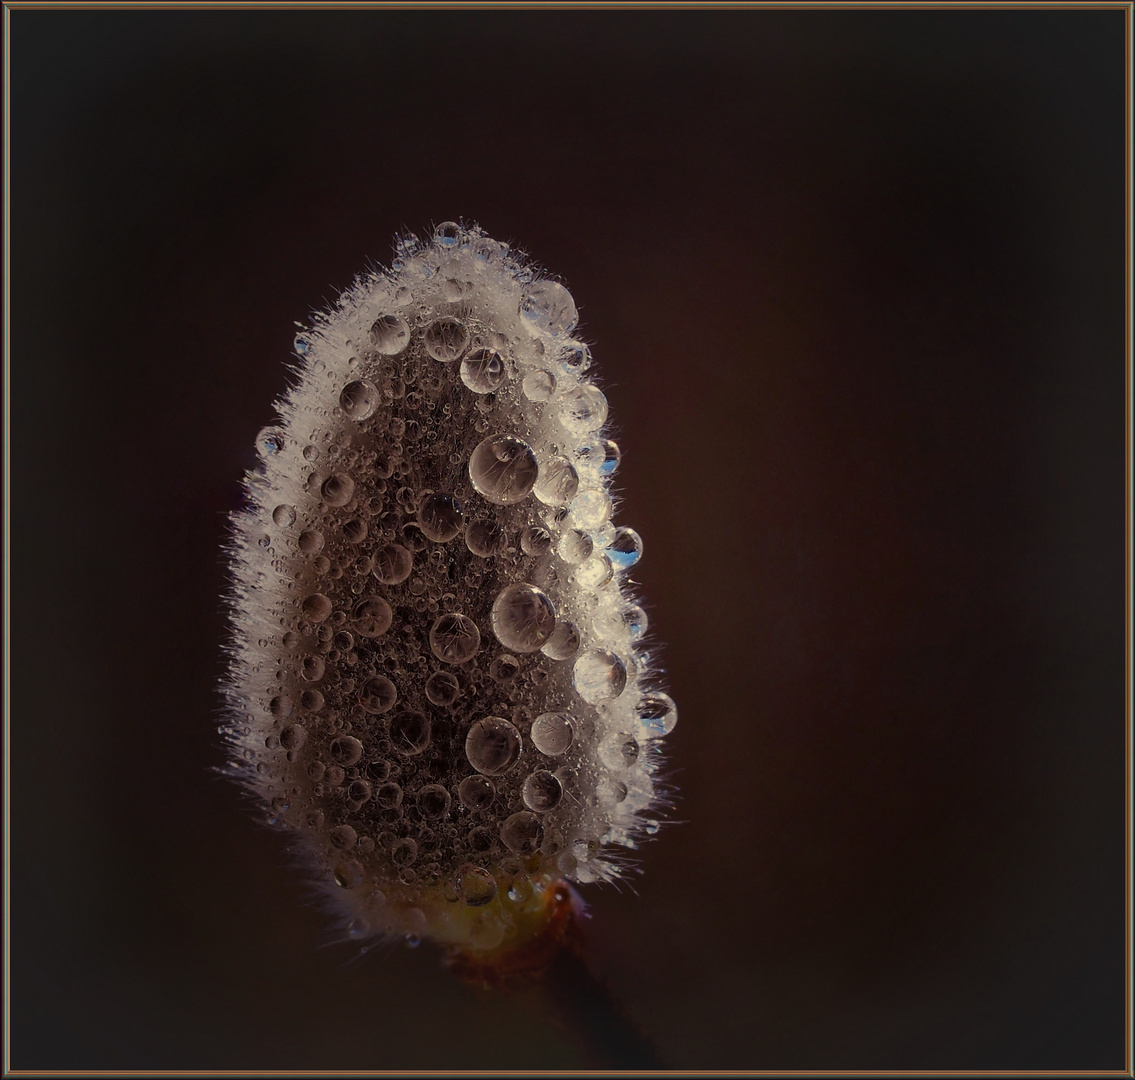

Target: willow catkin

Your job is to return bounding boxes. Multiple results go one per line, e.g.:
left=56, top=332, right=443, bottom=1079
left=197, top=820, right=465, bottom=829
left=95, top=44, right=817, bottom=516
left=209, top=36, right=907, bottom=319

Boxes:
left=221, top=222, right=676, bottom=965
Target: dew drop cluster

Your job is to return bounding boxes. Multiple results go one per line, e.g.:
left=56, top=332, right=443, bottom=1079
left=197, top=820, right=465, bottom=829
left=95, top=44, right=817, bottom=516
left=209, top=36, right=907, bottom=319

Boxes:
left=222, top=222, right=675, bottom=953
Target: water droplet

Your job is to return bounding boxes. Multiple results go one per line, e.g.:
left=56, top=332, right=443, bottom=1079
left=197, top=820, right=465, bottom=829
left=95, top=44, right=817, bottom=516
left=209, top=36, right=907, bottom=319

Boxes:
left=331, top=824, right=358, bottom=850
left=301, top=593, right=333, bottom=622
left=576, top=553, right=613, bottom=589
left=530, top=712, right=573, bottom=756
left=469, top=435, right=538, bottom=504
left=434, top=221, right=461, bottom=247
left=573, top=649, right=627, bottom=703
left=467, top=825, right=494, bottom=851
left=460, top=348, right=505, bottom=394
left=359, top=675, right=397, bottom=713
left=418, top=493, right=463, bottom=542
left=460, top=867, right=497, bottom=907
left=373, top=543, right=413, bottom=585
left=600, top=439, right=621, bottom=474
left=522, top=369, right=556, bottom=402
left=429, top=612, right=481, bottom=664
left=533, top=455, right=580, bottom=507
left=301, top=689, right=324, bottom=712
left=522, top=770, right=563, bottom=812
left=298, top=528, right=324, bottom=554
left=625, top=605, right=648, bottom=639
left=560, top=384, right=608, bottom=434
left=599, top=730, right=640, bottom=770
left=557, top=529, right=593, bottom=564
left=353, top=596, right=393, bottom=638
left=303, top=444, right=320, bottom=462
left=520, top=525, right=552, bottom=556
left=329, top=736, right=364, bottom=767
left=301, top=656, right=325, bottom=681
left=490, top=583, right=556, bottom=653
left=370, top=314, right=410, bottom=355
left=334, top=859, right=365, bottom=888
left=569, top=488, right=612, bottom=530
left=425, top=670, right=461, bottom=706
left=376, top=782, right=403, bottom=808
left=423, top=317, right=470, bottom=362
left=340, top=379, right=380, bottom=421
left=458, top=774, right=496, bottom=810
left=559, top=340, right=591, bottom=372
left=279, top=723, right=307, bottom=751
left=272, top=504, right=296, bottom=527
left=541, top=620, right=581, bottom=661
left=637, top=691, right=678, bottom=738
left=391, top=838, right=418, bottom=866
left=500, top=811, right=543, bottom=855
left=321, top=473, right=355, bottom=507
left=465, top=716, right=521, bottom=775
left=519, top=281, right=578, bottom=336
left=390, top=711, right=431, bottom=755
left=606, top=526, right=643, bottom=570
left=597, top=777, right=629, bottom=808
left=342, top=518, right=368, bottom=544
left=418, top=783, right=452, bottom=819
left=489, top=654, right=521, bottom=682
left=465, top=518, right=505, bottom=557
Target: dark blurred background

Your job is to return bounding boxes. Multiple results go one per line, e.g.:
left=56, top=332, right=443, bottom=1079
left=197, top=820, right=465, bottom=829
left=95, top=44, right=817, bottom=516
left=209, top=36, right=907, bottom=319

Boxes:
left=10, top=8, right=1127, bottom=1071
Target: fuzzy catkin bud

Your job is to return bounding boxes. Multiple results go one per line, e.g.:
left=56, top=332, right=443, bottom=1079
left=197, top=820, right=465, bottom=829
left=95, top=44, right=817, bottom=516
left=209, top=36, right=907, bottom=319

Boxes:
left=222, top=222, right=676, bottom=959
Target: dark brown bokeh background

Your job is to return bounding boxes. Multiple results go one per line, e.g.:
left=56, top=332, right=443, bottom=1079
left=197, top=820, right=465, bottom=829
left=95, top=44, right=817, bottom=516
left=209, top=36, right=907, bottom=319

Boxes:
left=11, top=9, right=1126, bottom=1071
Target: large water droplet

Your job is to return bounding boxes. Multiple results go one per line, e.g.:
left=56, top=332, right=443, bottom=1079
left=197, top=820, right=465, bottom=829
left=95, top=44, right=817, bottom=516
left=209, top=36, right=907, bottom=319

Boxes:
left=520, top=525, right=552, bottom=556
left=359, top=675, right=397, bottom=713
left=465, top=716, right=521, bottom=775
left=491, top=583, right=556, bottom=653
left=519, top=281, right=578, bottom=336
left=429, top=612, right=481, bottom=664
left=418, top=493, right=463, bottom=542
left=541, top=620, right=580, bottom=661
left=469, top=435, right=538, bottom=505
left=370, top=314, right=410, bottom=354
left=460, top=868, right=497, bottom=907
left=417, top=783, right=451, bottom=818
left=373, top=543, right=413, bottom=585
left=637, top=692, right=678, bottom=738
left=560, top=384, right=608, bottom=434
left=500, top=811, right=542, bottom=855
left=321, top=473, right=355, bottom=507
left=522, top=770, right=563, bottom=812
left=301, top=593, right=333, bottom=622
left=465, top=518, right=505, bottom=557
left=533, top=456, right=580, bottom=507
left=606, top=526, right=643, bottom=569
left=425, top=670, right=461, bottom=706
left=460, top=348, right=505, bottom=393
left=573, top=649, right=627, bottom=703
left=531, top=712, right=574, bottom=756
left=340, top=379, right=380, bottom=421
left=424, top=317, right=469, bottom=362
left=353, top=596, right=393, bottom=638
left=599, top=730, right=640, bottom=770
left=458, top=774, right=496, bottom=810
left=329, top=735, right=364, bottom=766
